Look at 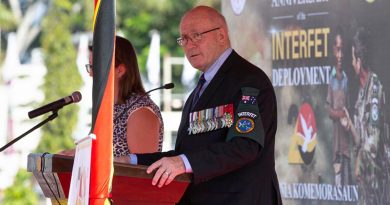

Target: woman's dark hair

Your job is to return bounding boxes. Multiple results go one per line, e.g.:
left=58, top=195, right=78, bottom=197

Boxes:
left=115, top=36, right=146, bottom=102
left=89, top=36, right=146, bottom=103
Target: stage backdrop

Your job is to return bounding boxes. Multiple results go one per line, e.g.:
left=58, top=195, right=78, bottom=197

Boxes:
left=223, top=0, right=390, bottom=204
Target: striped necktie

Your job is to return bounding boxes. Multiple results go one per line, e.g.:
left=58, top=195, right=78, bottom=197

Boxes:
left=191, top=74, right=206, bottom=110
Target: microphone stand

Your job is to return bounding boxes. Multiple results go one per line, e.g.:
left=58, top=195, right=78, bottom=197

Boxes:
left=0, top=111, right=59, bottom=152
left=114, top=84, right=173, bottom=123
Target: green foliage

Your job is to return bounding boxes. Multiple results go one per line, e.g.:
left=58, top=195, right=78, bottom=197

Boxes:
left=197, top=0, right=221, bottom=10
left=35, top=0, right=84, bottom=153
left=116, top=0, right=220, bottom=79
left=70, top=0, right=94, bottom=32
left=117, top=0, right=196, bottom=74
left=0, top=2, right=16, bottom=66
left=0, top=2, right=17, bottom=30
left=2, top=169, right=38, bottom=205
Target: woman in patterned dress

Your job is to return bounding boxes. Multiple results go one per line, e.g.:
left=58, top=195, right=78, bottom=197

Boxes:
left=88, top=36, right=164, bottom=156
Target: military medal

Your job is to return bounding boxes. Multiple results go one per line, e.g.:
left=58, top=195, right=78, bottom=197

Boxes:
left=206, top=109, right=213, bottom=131
left=188, top=112, right=194, bottom=135
left=225, top=113, right=233, bottom=127
left=220, top=106, right=226, bottom=128
left=199, top=110, right=205, bottom=133
left=194, top=111, right=200, bottom=134
left=211, top=108, right=216, bottom=131
left=214, top=106, right=220, bottom=129
left=223, top=104, right=234, bottom=128
left=188, top=103, right=234, bottom=135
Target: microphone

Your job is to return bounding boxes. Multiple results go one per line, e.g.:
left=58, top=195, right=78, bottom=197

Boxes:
left=146, top=83, right=174, bottom=94
left=114, top=83, right=174, bottom=122
left=28, top=91, right=82, bottom=119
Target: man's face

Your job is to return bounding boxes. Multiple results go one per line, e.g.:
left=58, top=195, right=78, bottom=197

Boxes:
left=333, top=35, right=343, bottom=72
left=179, top=13, right=223, bottom=72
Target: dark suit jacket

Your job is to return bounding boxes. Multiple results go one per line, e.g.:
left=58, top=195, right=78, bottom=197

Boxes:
left=138, top=50, right=282, bottom=205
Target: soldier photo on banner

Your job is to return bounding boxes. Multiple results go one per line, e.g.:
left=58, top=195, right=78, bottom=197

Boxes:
left=345, top=26, right=389, bottom=205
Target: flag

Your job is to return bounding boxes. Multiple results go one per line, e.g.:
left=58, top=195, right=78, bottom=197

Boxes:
left=90, top=0, right=115, bottom=204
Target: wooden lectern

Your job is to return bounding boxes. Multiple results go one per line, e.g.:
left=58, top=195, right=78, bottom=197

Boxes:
left=27, top=153, right=191, bottom=205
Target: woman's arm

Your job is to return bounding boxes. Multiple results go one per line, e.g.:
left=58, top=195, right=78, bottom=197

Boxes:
left=126, top=107, right=160, bottom=153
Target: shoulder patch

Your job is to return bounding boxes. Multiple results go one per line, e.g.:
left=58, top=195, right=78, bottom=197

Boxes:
left=226, top=87, right=265, bottom=146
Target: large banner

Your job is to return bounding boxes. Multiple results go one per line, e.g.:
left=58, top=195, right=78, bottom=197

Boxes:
left=223, top=0, right=390, bottom=204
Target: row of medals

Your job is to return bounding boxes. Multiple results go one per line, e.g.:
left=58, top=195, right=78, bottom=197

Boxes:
left=188, top=104, right=234, bottom=135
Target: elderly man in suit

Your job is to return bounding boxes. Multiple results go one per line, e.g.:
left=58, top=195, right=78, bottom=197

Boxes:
left=117, top=5, right=282, bottom=205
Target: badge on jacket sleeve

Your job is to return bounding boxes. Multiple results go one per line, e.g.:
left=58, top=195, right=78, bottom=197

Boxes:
left=188, top=104, right=234, bottom=135
left=236, top=117, right=255, bottom=133
left=226, top=87, right=265, bottom=147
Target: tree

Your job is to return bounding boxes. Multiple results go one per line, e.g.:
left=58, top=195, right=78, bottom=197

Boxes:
left=0, top=2, right=17, bottom=31
left=35, top=0, right=86, bottom=153
left=0, top=1, right=17, bottom=67
left=116, top=0, right=196, bottom=74
left=2, top=169, right=38, bottom=205
left=116, top=0, right=220, bottom=91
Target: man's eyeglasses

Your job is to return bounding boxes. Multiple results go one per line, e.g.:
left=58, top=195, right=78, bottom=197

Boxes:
left=177, top=27, right=220, bottom=47
left=85, top=64, right=93, bottom=74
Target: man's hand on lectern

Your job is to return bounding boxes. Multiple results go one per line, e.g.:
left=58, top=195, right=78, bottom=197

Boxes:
left=147, top=156, right=186, bottom=188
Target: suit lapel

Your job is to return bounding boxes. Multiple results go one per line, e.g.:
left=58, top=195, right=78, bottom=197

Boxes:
left=175, top=51, right=238, bottom=149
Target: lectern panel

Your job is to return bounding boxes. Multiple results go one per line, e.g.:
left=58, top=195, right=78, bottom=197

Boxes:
left=27, top=153, right=191, bottom=205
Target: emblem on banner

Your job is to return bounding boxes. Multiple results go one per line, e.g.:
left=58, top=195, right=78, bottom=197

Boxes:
left=288, top=103, right=317, bottom=165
